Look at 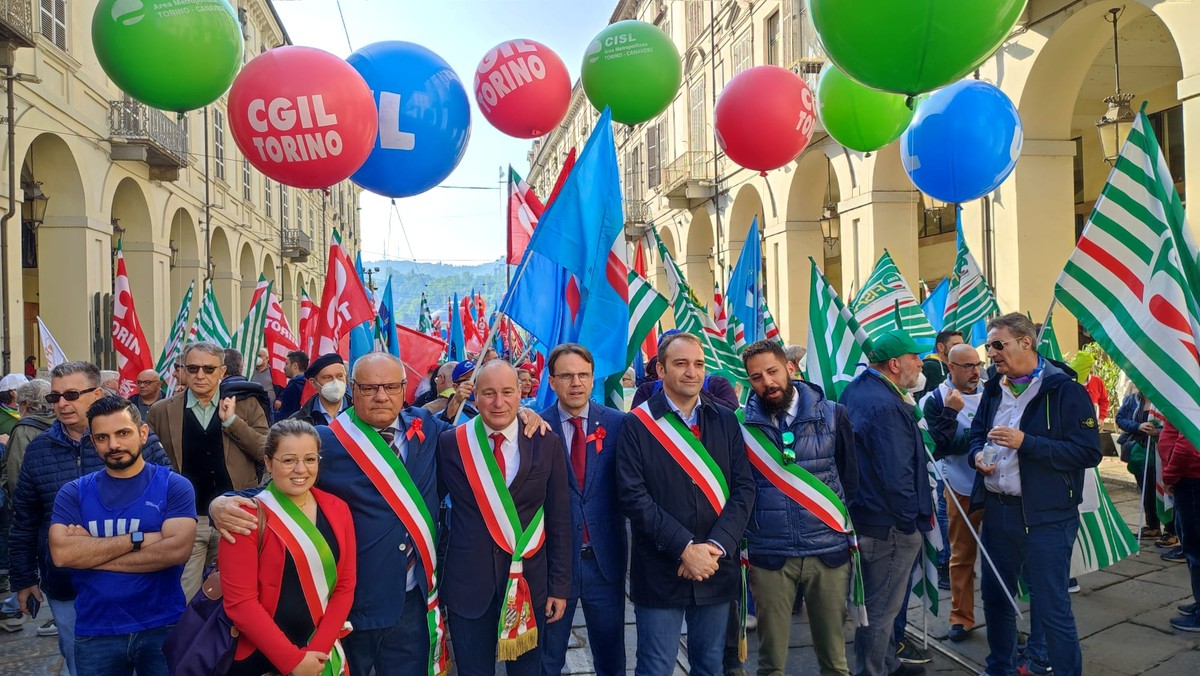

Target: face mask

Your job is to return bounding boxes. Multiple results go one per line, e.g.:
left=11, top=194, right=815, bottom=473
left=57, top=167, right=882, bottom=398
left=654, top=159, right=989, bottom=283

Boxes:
left=908, top=372, right=927, bottom=394
left=320, top=380, right=347, bottom=403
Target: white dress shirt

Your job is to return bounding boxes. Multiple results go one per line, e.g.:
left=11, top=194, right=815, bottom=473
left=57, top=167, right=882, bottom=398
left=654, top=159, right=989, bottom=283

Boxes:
left=483, top=417, right=521, bottom=487
left=984, top=376, right=1043, bottom=497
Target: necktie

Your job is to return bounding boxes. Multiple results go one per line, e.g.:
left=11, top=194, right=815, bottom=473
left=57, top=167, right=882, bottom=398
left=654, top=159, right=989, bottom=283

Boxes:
left=690, top=423, right=701, bottom=439
left=490, top=432, right=507, bottom=479
left=379, top=427, right=398, bottom=456
left=568, top=417, right=587, bottom=491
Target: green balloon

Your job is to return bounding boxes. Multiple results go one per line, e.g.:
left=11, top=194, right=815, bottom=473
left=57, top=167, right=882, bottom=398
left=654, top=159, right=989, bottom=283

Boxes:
left=816, top=64, right=915, bottom=153
left=93, top=0, right=243, bottom=112
left=808, top=0, right=1026, bottom=96
left=581, top=20, right=681, bottom=125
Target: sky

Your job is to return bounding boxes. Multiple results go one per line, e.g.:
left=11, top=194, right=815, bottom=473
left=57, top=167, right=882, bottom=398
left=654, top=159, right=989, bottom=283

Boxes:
left=273, top=0, right=616, bottom=265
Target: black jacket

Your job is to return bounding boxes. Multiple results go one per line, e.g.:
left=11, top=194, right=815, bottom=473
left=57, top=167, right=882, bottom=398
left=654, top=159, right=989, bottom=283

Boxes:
left=968, top=360, right=1102, bottom=526
left=616, top=390, right=755, bottom=608
left=290, top=394, right=351, bottom=428
left=220, top=376, right=271, bottom=423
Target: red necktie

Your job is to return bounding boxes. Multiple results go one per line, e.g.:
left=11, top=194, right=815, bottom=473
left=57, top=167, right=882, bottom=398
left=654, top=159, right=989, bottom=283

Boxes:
left=490, top=432, right=507, bottom=479
left=690, top=423, right=701, bottom=439
left=568, top=417, right=589, bottom=543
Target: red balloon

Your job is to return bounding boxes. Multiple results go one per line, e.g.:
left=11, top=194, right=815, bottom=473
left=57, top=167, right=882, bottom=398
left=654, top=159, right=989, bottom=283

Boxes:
left=714, top=66, right=817, bottom=174
left=473, top=39, right=570, bottom=139
left=228, top=46, right=377, bottom=189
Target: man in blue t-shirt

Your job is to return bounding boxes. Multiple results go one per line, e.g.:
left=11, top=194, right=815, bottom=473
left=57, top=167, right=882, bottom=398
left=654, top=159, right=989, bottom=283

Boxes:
left=48, top=395, right=196, bottom=676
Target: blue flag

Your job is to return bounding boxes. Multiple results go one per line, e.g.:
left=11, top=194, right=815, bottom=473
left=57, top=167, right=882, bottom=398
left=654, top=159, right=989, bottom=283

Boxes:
left=348, top=253, right=375, bottom=369
left=513, top=107, right=627, bottom=378
left=376, top=275, right=400, bottom=358
left=921, top=277, right=949, bottom=333
left=449, top=292, right=466, bottom=361
left=727, top=216, right=763, bottom=344
left=505, top=250, right=577, bottom=354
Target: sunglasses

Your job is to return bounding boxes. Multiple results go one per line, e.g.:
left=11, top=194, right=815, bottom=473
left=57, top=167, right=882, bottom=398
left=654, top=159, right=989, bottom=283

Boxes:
left=985, top=338, right=1020, bottom=352
left=45, top=387, right=99, bottom=404
left=184, top=364, right=221, bottom=375
left=781, top=431, right=796, bottom=464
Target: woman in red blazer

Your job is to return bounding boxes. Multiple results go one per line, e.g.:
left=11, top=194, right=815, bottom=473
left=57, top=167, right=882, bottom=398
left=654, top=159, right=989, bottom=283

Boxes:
left=220, top=420, right=357, bottom=676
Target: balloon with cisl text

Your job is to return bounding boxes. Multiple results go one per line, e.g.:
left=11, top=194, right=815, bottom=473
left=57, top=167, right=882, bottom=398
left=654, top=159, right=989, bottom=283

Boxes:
left=714, top=66, right=816, bottom=175
left=901, top=80, right=1024, bottom=204
left=807, top=0, right=1026, bottom=97
left=227, top=47, right=377, bottom=190
left=348, top=41, right=472, bottom=199
left=92, top=0, right=243, bottom=112
left=816, top=63, right=916, bottom=153
left=581, top=20, right=681, bottom=126
left=474, top=39, right=570, bottom=139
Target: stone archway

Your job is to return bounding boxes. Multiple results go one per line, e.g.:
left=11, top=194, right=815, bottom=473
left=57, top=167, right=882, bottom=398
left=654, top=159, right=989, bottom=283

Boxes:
left=239, top=243, right=259, bottom=316
left=209, top=226, right=235, bottom=327
left=110, top=177, right=166, bottom=349
left=167, top=208, right=201, bottom=324
left=685, top=207, right=715, bottom=303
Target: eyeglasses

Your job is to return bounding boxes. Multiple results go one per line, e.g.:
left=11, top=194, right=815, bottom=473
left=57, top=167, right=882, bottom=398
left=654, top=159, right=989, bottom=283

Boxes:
left=45, top=387, right=99, bottom=404
left=184, top=364, right=221, bottom=375
left=950, top=362, right=983, bottom=370
left=985, top=339, right=1020, bottom=352
left=354, top=381, right=406, bottom=396
left=135, top=379, right=159, bottom=386
left=271, top=455, right=320, bottom=471
left=552, top=372, right=593, bottom=383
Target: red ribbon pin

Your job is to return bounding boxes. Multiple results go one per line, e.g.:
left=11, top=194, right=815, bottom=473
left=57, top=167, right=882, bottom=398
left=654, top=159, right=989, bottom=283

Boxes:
left=585, top=425, right=606, bottom=453
left=406, top=418, right=425, bottom=443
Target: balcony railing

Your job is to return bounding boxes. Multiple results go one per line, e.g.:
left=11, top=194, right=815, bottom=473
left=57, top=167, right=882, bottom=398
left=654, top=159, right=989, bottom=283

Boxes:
left=0, top=0, right=35, bottom=48
left=282, top=229, right=313, bottom=261
left=109, top=98, right=189, bottom=178
left=662, top=151, right=711, bottom=198
left=624, top=199, right=649, bottom=226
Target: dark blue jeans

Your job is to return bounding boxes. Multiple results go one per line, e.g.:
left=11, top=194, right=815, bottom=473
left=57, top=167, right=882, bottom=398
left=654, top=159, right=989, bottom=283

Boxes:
left=343, top=588, right=430, bottom=676
left=1174, top=478, right=1200, bottom=606
left=634, top=601, right=729, bottom=676
left=541, top=553, right=625, bottom=676
left=449, top=592, right=545, bottom=676
left=73, top=624, right=173, bottom=676
left=981, top=494, right=1081, bottom=676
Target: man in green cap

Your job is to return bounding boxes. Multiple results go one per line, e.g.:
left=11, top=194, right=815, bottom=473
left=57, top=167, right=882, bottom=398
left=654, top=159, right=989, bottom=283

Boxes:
left=839, top=329, right=934, bottom=676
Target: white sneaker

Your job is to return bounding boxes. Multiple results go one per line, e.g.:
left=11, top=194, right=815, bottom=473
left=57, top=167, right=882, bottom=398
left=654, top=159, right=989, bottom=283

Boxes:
left=36, top=618, right=56, bottom=636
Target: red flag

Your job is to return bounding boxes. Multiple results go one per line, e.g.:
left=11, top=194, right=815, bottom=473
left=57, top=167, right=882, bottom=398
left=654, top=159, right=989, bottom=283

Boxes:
left=507, top=167, right=545, bottom=265
left=546, top=147, right=576, bottom=209
left=311, top=242, right=375, bottom=358
left=396, top=324, right=447, bottom=403
left=250, top=277, right=300, bottom=388
left=634, top=242, right=658, bottom=359
left=299, top=287, right=318, bottom=355
left=111, top=240, right=153, bottom=397
left=461, top=296, right=484, bottom=355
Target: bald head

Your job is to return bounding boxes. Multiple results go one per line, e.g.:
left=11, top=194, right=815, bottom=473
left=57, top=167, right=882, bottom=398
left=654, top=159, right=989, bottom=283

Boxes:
left=475, top=360, right=519, bottom=430
left=135, top=369, right=162, bottom=402
left=435, top=361, right=458, bottom=393
left=947, top=343, right=982, bottom=392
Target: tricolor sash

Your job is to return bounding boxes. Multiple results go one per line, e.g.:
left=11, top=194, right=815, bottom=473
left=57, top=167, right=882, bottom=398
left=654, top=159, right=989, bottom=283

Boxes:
left=257, top=483, right=349, bottom=675
left=330, top=409, right=448, bottom=675
left=630, top=402, right=729, bottom=512
left=455, top=417, right=546, bottom=660
left=736, top=410, right=868, bottom=626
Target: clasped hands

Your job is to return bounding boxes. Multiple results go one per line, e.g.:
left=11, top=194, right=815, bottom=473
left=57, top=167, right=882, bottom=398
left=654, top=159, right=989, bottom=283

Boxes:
left=676, top=541, right=722, bottom=582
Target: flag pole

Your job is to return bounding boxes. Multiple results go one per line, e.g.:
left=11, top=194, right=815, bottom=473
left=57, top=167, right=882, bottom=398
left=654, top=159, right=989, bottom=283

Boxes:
left=1136, top=436, right=1153, bottom=555
left=503, top=165, right=511, bottom=290
left=1036, top=297, right=1059, bottom=347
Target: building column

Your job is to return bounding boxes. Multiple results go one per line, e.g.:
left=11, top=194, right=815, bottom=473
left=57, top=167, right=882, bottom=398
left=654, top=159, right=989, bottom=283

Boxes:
left=38, top=216, right=114, bottom=361
left=1178, top=74, right=1200, bottom=235
left=835, top=190, right=920, bottom=295
left=1, top=201, right=25, bottom=373
left=685, top=254, right=714, bottom=306
left=992, top=138, right=1079, bottom=353
left=212, top=270, right=241, bottom=332
left=122, top=240, right=172, bottom=352
left=764, top=219, right=825, bottom=345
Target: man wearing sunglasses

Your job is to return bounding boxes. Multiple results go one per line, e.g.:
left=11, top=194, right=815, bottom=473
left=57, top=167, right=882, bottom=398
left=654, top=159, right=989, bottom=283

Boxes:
left=9, top=361, right=170, bottom=675
left=968, top=313, right=1101, bottom=676
left=145, top=341, right=269, bottom=602
left=740, top=340, right=857, bottom=676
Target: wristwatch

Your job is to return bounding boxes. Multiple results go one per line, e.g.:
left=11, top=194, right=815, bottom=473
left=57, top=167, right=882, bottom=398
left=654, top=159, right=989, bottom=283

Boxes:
left=131, top=531, right=145, bottom=552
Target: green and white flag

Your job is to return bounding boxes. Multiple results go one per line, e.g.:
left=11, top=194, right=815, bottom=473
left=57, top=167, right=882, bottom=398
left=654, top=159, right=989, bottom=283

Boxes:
left=604, top=265, right=669, bottom=410
left=1037, top=312, right=1064, bottom=361
left=1073, top=468, right=1139, bottom=575
left=1055, top=108, right=1200, bottom=448
left=851, top=251, right=936, bottom=346
left=230, top=281, right=272, bottom=368
left=191, top=283, right=231, bottom=347
left=651, top=227, right=746, bottom=384
left=761, top=299, right=782, bottom=345
left=943, top=233, right=999, bottom=341
left=156, top=280, right=194, bottom=392
left=806, top=260, right=868, bottom=402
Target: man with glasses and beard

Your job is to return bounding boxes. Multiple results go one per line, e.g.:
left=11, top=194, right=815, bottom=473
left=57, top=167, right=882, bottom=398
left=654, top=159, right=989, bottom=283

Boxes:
left=10, top=362, right=170, bottom=675
left=146, top=342, right=269, bottom=601
left=739, top=340, right=857, bottom=676
left=969, top=313, right=1100, bottom=676
left=840, top=330, right=934, bottom=676
left=49, top=396, right=195, bottom=676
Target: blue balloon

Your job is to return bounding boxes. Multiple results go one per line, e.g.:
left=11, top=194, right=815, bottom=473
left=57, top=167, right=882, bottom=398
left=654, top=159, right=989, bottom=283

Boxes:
left=347, top=41, right=471, bottom=198
left=900, top=80, right=1022, bottom=203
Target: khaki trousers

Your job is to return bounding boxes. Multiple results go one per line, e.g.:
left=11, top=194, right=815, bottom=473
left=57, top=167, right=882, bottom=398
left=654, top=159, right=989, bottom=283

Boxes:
left=180, top=521, right=221, bottom=601
left=946, top=486, right=985, bottom=628
left=749, top=556, right=851, bottom=676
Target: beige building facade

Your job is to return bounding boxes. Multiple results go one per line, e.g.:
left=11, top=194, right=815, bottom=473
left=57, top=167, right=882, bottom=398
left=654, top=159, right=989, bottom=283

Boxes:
left=0, top=0, right=361, bottom=374
left=528, top=0, right=1200, bottom=356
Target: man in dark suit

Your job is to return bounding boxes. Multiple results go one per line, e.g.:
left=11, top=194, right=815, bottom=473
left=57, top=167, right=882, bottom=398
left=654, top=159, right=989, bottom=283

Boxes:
left=538, top=344, right=627, bottom=676
left=617, top=332, right=756, bottom=676
left=439, top=360, right=571, bottom=675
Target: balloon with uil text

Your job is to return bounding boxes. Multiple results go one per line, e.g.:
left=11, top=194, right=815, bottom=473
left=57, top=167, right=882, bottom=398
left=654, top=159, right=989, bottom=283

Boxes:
left=474, top=39, right=570, bottom=139
left=900, top=80, right=1023, bottom=203
left=816, top=63, right=915, bottom=153
left=93, top=0, right=243, bottom=112
left=228, top=47, right=378, bottom=189
left=348, top=41, right=472, bottom=198
left=714, top=66, right=816, bottom=174
left=581, top=21, right=681, bottom=125
left=808, top=0, right=1025, bottom=96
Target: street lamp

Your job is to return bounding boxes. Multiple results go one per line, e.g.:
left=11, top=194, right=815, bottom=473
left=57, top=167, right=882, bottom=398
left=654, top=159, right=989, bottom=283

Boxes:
left=1096, top=7, right=1135, bottom=165
left=820, top=159, right=839, bottom=246
left=21, top=179, right=48, bottom=227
